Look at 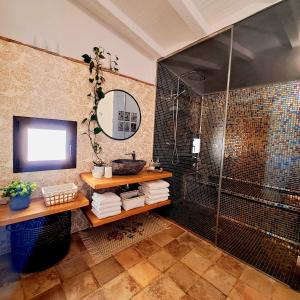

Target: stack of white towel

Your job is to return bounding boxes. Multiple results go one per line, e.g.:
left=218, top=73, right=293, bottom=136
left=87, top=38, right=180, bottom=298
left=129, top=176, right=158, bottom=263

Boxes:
left=139, top=180, right=170, bottom=205
left=91, top=192, right=121, bottom=219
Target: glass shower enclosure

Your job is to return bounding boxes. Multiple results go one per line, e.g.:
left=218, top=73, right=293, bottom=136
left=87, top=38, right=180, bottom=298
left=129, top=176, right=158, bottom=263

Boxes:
left=153, top=0, right=300, bottom=290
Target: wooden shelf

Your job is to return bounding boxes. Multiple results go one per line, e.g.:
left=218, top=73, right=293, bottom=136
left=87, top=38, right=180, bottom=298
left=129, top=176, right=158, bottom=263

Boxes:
left=0, top=192, right=89, bottom=226
left=80, top=170, right=172, bottom=189
left=83, top=199, right=171, bottom=227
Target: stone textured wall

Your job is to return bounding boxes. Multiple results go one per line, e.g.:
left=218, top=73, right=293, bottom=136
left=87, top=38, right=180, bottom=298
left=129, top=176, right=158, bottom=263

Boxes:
left=0, top=38, right=155, bottom=194
left=0, top=38, right=156, bottom=254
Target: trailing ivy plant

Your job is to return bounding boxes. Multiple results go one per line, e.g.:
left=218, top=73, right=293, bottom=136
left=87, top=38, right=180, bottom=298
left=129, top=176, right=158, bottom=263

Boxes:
left=81, top=47, right=119, bottom=166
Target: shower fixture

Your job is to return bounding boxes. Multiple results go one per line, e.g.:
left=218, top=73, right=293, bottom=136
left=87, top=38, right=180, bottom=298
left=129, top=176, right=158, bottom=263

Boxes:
left=180, top=70, right=206, bottom=82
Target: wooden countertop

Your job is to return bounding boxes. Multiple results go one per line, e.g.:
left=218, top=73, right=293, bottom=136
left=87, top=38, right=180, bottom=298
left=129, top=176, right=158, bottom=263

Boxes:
left=80, top=170, right=173, bottom=189
left=0, top=192, right=89, bottom=226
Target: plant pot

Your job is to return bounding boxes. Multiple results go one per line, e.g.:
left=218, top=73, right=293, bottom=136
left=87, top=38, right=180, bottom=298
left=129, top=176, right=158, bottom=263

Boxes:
left=9, top=195, right=31, bottom=211
left=92, top=166, right=105, bottom=178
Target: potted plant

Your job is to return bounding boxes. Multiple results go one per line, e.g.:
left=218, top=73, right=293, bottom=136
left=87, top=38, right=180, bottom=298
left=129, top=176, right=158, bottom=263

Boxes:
left=1, top=180, right=37, bottom=211
left=81, top=46, right=118, bottom=178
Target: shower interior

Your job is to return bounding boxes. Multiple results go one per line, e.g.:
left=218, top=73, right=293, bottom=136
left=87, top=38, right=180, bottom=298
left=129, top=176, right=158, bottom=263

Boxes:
left=154, top=0, right=300, bottom=291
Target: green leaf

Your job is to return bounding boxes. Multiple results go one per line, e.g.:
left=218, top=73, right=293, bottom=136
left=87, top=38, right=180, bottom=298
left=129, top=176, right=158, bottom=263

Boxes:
left=99, top=54, right=105, bottom=59
left=89, top=61, right=94, bottom=74
left=94, top=127, right=102, bottom=135
left=81, top=118, right=88, bottom=124
left=91, top=114, right=97, bottom=121
left=93, top=47, right=99, bottom=53
left=82, top=54, right=91, bottom=63
left=95, top=75, right=99, bottom=81
left=89, top=78, right=94, bottom=83
left=97, top=88, right=105, bottom=99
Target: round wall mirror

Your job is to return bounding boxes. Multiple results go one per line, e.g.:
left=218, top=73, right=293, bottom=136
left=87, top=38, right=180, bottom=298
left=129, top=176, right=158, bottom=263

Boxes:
left=97, top=90, right=141, bottom=140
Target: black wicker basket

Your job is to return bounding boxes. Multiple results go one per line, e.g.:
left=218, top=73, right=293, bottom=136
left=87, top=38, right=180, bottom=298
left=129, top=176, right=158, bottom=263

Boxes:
left=8, top=211, right=71, bottom=273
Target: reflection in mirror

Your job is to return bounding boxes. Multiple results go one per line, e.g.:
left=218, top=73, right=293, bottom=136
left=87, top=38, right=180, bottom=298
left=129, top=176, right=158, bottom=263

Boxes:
left=97, top=90, right=141, bottom=140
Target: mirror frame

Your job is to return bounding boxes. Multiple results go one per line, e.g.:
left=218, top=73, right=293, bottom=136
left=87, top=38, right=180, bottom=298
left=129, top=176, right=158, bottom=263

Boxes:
left=97, top=89, right=142, bottom=141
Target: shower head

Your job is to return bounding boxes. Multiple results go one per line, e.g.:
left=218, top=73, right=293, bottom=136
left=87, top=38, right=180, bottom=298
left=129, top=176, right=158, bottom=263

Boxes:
left=181, top=70, right=206, bottom=81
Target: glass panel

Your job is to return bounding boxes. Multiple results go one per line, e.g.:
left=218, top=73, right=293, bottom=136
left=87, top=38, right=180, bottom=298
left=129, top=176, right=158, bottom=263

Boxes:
left=216, top=0, right=300, bottom=289
left=154, top=29, right=232, bottom=243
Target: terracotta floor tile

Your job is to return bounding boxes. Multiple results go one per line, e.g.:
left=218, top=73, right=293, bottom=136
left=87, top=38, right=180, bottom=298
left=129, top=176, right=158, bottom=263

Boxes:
left=166, top=262, right=198, bottom=292
left=148, top=248, right=176, bottom=272
left=56, top=254, right=89, bottom=281
left=114, top=247, right=143, bottom=269
left=216, top=255, right=246, bottom=278
left=193, top=241, right=222, bottom=262
left=0, top=281, right=24, bottom=300
left=135, top=239, right=161, bottom=257
left=102, top=272, right=141, bottom=300
left=132, top=275, right=185, bottom=300
left=240, top=266, right=274, bottom=297
left=181, top=295, right=196, bottom=300
left=33, top=285, right=67, bottom=300
left=164, top=223, right=185, bottom=238
left=165, top=239, right=192, bottom=259
left=128, top=261, right=160, bottom=287
left=91, top=256, right=124, bottom=286
left=151, top=230, right=174, bottom=247
left=181, top=249, right=212, bottom=276
left=229, top=281, right=269, bottom=300
left=188, top=277, right=226, bottom=300
left=21, top=267, right=60, bottom=300
left=81, top=251, right=97, bottom=268
left=272, top=281, right=300, bottom=300
left=62, top=270, right=98, bottom=300
left=177, top=233, right=202, bottom=249
left=203, top=265, right=237, bottom=295
left=82, top=288, right=106, bottom=300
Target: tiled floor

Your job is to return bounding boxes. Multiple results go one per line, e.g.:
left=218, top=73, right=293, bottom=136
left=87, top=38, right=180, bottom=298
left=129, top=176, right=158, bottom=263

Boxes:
left=0, top=218, right=299, bottom=300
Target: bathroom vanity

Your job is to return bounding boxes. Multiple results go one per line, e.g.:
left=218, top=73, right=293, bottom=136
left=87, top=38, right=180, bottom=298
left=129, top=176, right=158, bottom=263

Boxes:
left=80, top=170, right=172, bottom=227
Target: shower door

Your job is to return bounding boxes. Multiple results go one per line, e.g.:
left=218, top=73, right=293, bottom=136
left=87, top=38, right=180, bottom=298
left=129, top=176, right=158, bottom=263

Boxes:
left=215, top=0, right=300, bottom=289
left=154, top=28, right=233, bottom=244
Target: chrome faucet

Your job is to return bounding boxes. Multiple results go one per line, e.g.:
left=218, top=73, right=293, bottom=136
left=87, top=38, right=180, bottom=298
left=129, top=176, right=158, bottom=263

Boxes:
left=125, top=150, right=136, bottom=160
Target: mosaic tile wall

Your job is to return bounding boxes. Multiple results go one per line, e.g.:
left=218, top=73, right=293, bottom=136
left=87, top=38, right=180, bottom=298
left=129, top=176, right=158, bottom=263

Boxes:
left=0, top=38, right=156, bottom=255
left=204, top=82, right=300, bottom=192
left=154, top=63, right=300, bottom=289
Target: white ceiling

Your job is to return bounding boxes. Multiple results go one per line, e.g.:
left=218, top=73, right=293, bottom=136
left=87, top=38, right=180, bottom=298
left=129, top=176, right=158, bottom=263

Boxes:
left=71, top=0, right=282, bottom=59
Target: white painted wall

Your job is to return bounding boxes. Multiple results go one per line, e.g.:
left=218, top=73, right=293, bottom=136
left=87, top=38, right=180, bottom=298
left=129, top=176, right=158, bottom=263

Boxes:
left=0, top=0, right=156, bottom=83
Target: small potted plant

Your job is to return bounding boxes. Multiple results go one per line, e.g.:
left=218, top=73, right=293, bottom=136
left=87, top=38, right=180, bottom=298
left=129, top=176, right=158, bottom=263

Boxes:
left=92, top=159, right=106, bottom=179
left=1, top=180, right=37, bottom=211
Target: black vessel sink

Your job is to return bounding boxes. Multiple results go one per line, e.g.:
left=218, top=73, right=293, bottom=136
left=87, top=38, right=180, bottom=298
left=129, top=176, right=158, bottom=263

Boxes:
left=112, top=159, right=146, bottom=175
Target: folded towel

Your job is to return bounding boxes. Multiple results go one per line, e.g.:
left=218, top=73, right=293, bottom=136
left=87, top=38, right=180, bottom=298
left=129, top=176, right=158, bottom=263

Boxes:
left=139, top=186, right=169, bottom=196
left=122, top=200, right=145, bottom=211
left=139, top=180, right=170, bottom=190
left=146, top=198, right=168, bottom=205
left=92, top=202, right=121, bottom=213
left=92, top=195, right=121, bottom=205
left=91, top=208, right=121, bottom=219
left=93, top=192, right=120, bottom=202
left=91, top=200, right=121, bottom=210
left=145, top=193, right=169, bottom=201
